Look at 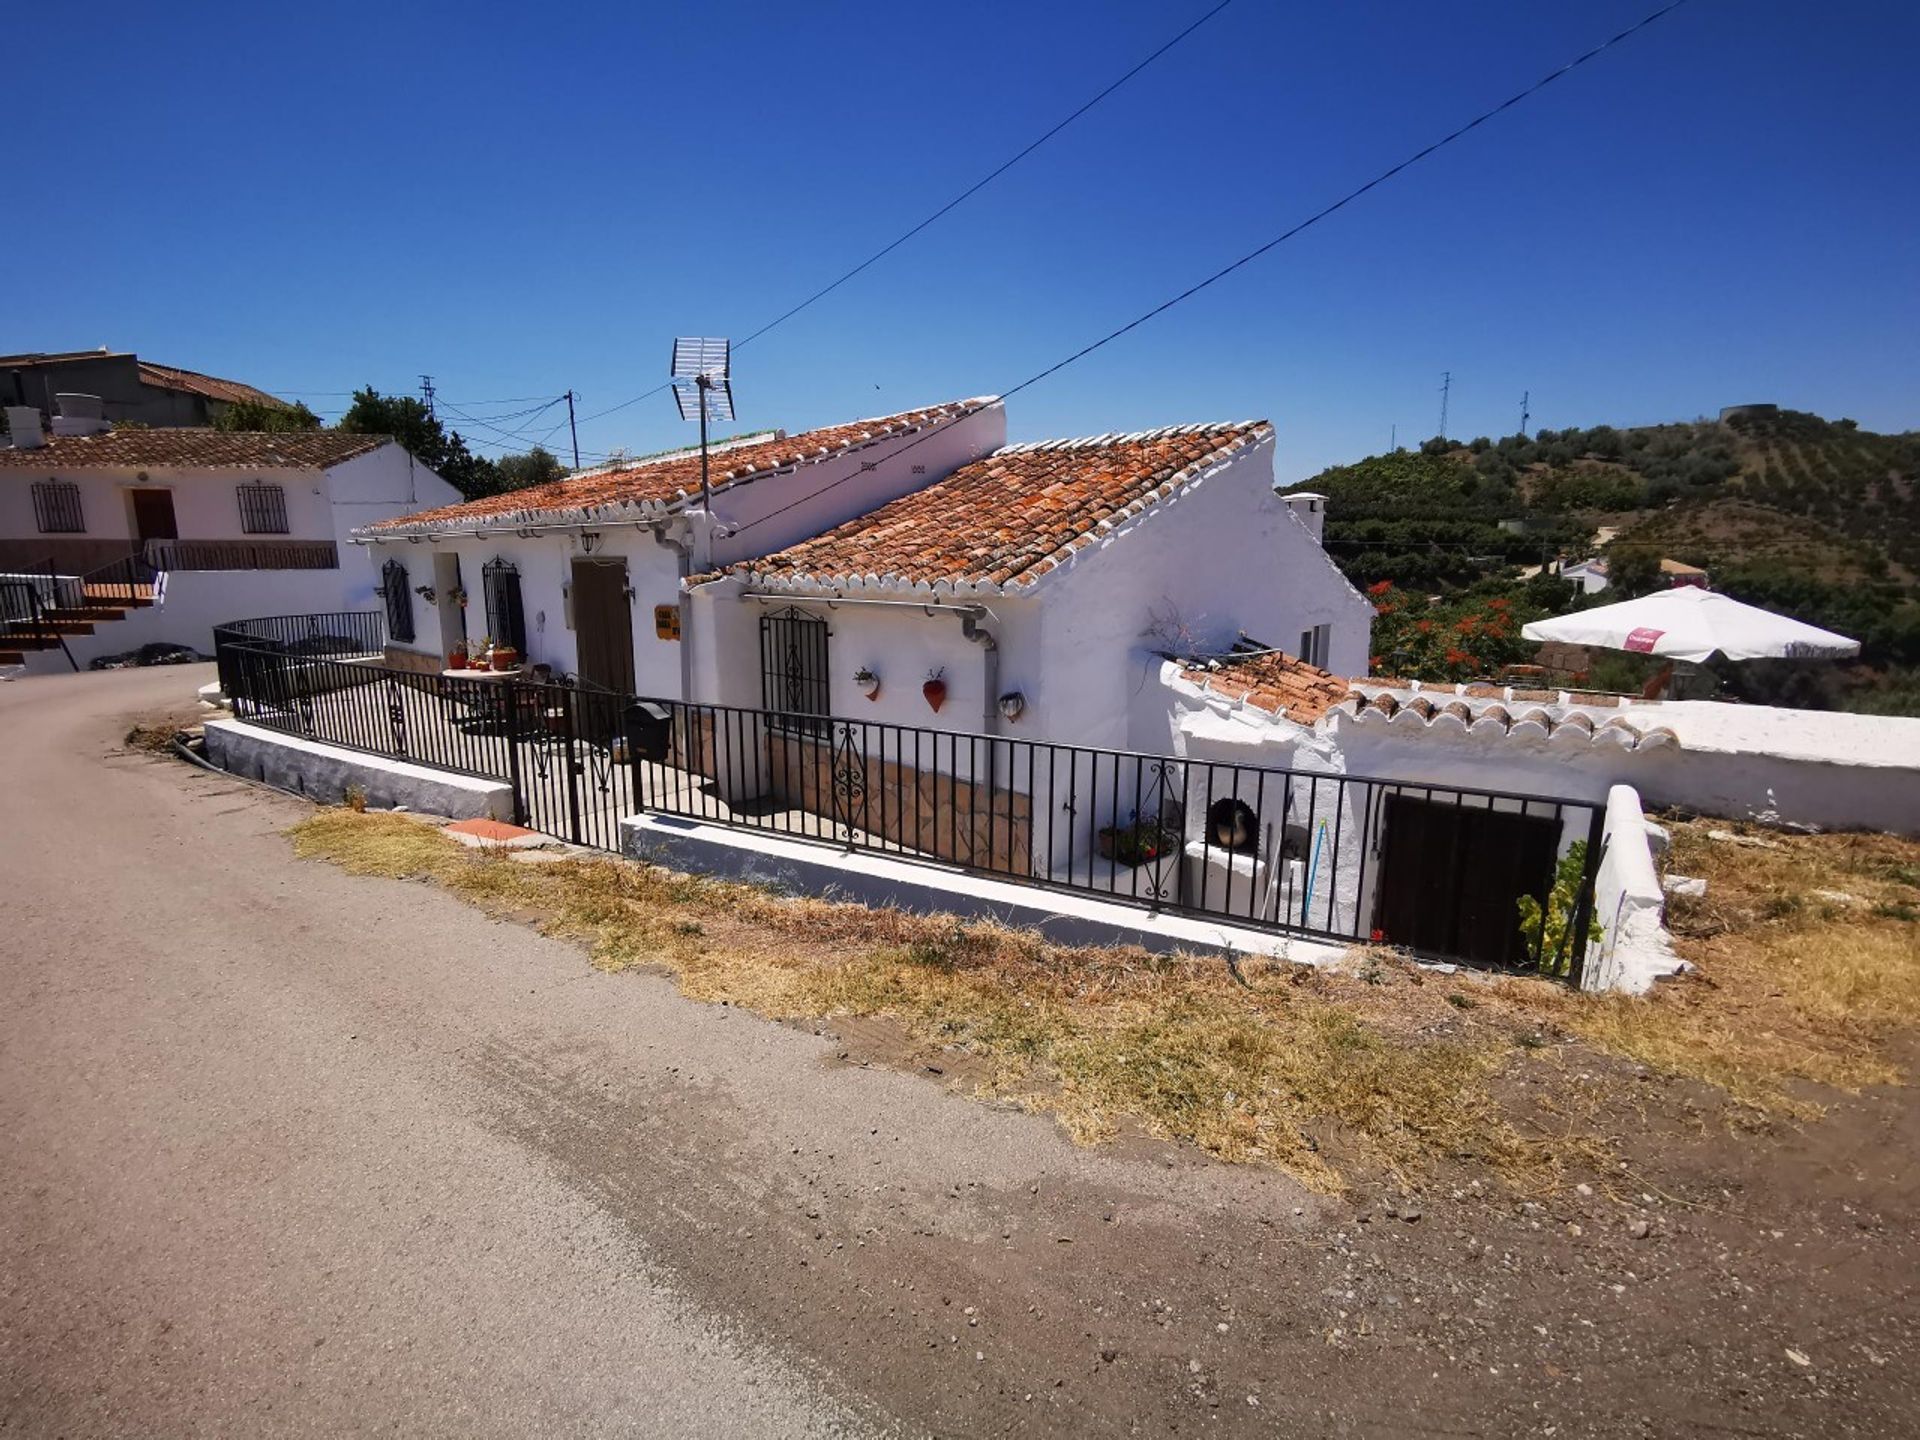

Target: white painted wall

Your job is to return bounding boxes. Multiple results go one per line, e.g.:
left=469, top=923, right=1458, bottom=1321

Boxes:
left=0, top=462, right=336, bottom=545
left=1017, top=432, right=1370, bottom=758
left=16, top=569, right=379, bottom=674
left=373, top=529, right=684, bottom=691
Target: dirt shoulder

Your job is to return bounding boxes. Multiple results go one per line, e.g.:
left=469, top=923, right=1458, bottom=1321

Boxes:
left=278, top=803, right=1920, bottom=1437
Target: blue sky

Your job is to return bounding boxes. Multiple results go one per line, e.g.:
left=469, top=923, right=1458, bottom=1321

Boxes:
left=13, top=1, right=1917, bottom=483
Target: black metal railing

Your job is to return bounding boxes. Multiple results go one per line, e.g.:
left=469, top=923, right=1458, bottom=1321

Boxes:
left=212, top=621, right=1605, bottom=981
left=213, top=611, right=388, bottom=702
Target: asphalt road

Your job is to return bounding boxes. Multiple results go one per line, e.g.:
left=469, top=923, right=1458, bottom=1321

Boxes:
left=0, top=666, right=867, bottom=1437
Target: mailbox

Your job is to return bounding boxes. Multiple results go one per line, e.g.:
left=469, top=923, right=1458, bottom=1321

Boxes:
left=623, top=701, right=673, bottom=763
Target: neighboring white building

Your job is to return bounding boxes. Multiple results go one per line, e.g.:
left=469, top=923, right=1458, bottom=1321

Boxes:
left=1, top=409, right=457, bottom=672
left=356, top=399, right=1005, bottom=691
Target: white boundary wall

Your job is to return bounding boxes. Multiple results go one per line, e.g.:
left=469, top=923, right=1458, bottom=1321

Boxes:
left=1584, top=784, right=1686, bottom=994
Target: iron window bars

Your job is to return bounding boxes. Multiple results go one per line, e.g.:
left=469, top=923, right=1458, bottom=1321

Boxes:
left=236, top=482, right=290, bottom=535
left=30, top=480, right=84, bottom=534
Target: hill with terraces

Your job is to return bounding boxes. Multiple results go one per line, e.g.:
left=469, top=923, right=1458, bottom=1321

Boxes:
left=1299, top=406, right=1920, bottom=712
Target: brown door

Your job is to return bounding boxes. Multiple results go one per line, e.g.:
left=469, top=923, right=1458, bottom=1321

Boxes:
left=1372, top=795, right=1560, bottom=969
left=129, top=488, right=178, bottom=542
left=571, top=560, right=635, bottom=695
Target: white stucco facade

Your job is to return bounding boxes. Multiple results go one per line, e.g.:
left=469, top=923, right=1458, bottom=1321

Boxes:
left=6, top=441, right=457, bottom=672
left=365, top=403, right=1008, bottom=691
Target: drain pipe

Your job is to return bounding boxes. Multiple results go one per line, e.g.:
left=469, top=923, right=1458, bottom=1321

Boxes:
left=652, top=526, right=695, bottom=704
left=958, top=608, right=998, bottom=736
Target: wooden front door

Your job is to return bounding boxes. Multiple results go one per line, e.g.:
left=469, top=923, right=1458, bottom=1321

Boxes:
left=1372, top=795, right=1560, bottom=969
left=129, top=488, right=178, bottom=542
left=571, top=559, right=635, bottom=695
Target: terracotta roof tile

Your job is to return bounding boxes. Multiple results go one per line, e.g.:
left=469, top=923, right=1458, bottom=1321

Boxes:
left=0, top=428, right=390, bottom=470
left=135, top=361, right=283, bottom=408
left=366, top=398, right=992, bottom=535
left=1180, top=643, right=1354, bottom=725
left=733, top=422, right=1270, bottom=595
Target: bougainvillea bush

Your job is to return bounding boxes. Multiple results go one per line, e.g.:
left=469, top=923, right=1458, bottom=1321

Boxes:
left=1365, top=581, right=1551, bottom=682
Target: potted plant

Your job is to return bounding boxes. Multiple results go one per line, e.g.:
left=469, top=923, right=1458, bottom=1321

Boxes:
left=1097, top=815, right=1175, bottom=866
left=853, top=666, right=881, bottom=701
left=414, top=584, right=437, bottom=604
left=490, top=642, right=519, bottom=672
left=922, top=667, right=947, bottom=713
left=447, top=585, right=468, bottom=609
left=447, top=640, right=469, bottom=670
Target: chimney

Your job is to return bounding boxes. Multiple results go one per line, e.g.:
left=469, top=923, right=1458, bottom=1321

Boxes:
left=5, top=405, right=44, bottom=450
left=1280, top=490, right=1327, bottom=543
left=51, top=393, right=110, bottom=437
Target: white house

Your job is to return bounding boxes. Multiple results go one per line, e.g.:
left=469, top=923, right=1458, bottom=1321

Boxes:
left=0, top=407, right=458, bottom=672
left=685, top=420, right=1370, bottom=749
left=356, top=398, right=1004, bottom=693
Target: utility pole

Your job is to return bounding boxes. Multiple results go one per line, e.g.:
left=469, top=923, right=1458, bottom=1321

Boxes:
left=1519, top=390, right=1531, bottom=438
left=418, top=374, right=436, bottom=420
left=1437, top=371, right=1451, bottom=439
left=565, top=390, right=580, bottom=470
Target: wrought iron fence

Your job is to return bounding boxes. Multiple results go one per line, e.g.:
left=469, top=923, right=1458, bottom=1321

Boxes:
left=213, top=618, right=1604, bottom=981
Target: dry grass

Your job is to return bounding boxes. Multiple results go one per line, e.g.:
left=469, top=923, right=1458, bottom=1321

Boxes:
left=1510, top=819, right=1920, bottom=1111
left=287, top=808, right=1920, bottom=1188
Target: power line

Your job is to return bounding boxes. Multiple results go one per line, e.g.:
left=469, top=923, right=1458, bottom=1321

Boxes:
left=734, top=0, right=1236, bottom=352
left=727, top=0, right=1690, bottom=541
left=573, top=0, right=1235, bottom=428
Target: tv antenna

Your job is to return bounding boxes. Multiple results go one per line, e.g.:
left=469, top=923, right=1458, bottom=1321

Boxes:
left=669, top=337, right=735, bottom=508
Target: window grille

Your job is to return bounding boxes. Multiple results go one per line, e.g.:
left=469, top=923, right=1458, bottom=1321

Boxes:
left=759, top=606, right=830, bottom=735
left=381, top=558, right=414, bottom=642
left=237, top=482, right=290, bottom=534
left=31, top=480, right=84, bottom=534
left=482, top=557, right=527, bottom=654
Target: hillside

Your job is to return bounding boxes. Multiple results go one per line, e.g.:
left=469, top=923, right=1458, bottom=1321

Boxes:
left=1301, top=406, right=1920, bottom=710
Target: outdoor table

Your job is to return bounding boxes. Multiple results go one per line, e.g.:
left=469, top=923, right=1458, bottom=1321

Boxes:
left=441, top=665, right=524, bottom=731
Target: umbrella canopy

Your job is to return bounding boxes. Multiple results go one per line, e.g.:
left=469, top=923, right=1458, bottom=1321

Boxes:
left=1521, top=587, right=1860, bottom=663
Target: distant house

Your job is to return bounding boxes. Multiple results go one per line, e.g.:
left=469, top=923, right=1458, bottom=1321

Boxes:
left=0, top=349, right=285, bottom=431
left=0, top=408, right=456, bottom=671
left=1560, top=556, right=1709, bottom=595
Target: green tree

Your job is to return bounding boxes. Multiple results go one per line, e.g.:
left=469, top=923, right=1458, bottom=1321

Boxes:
left=495, top=445, right=565, bottom=493
left=338, top=387, right=501, bottom=500
left=1602, top=546, right=1661, bottom=598
left=213, top=398, right=321, bottom=433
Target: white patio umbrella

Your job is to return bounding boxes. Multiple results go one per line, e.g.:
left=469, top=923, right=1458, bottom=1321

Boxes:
left=1521, top=587, right=1859, bottom=663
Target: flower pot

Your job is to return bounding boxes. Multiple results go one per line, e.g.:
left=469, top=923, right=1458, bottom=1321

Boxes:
left=922, top=677, right=947, bottom=713
left=1098, top=826, right=1163, bottom=866
left=854, top=670, right=881, bottom=701
left=490, top=646, right=518, bottom=672
left=447, top=650, right=469, bottom=670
